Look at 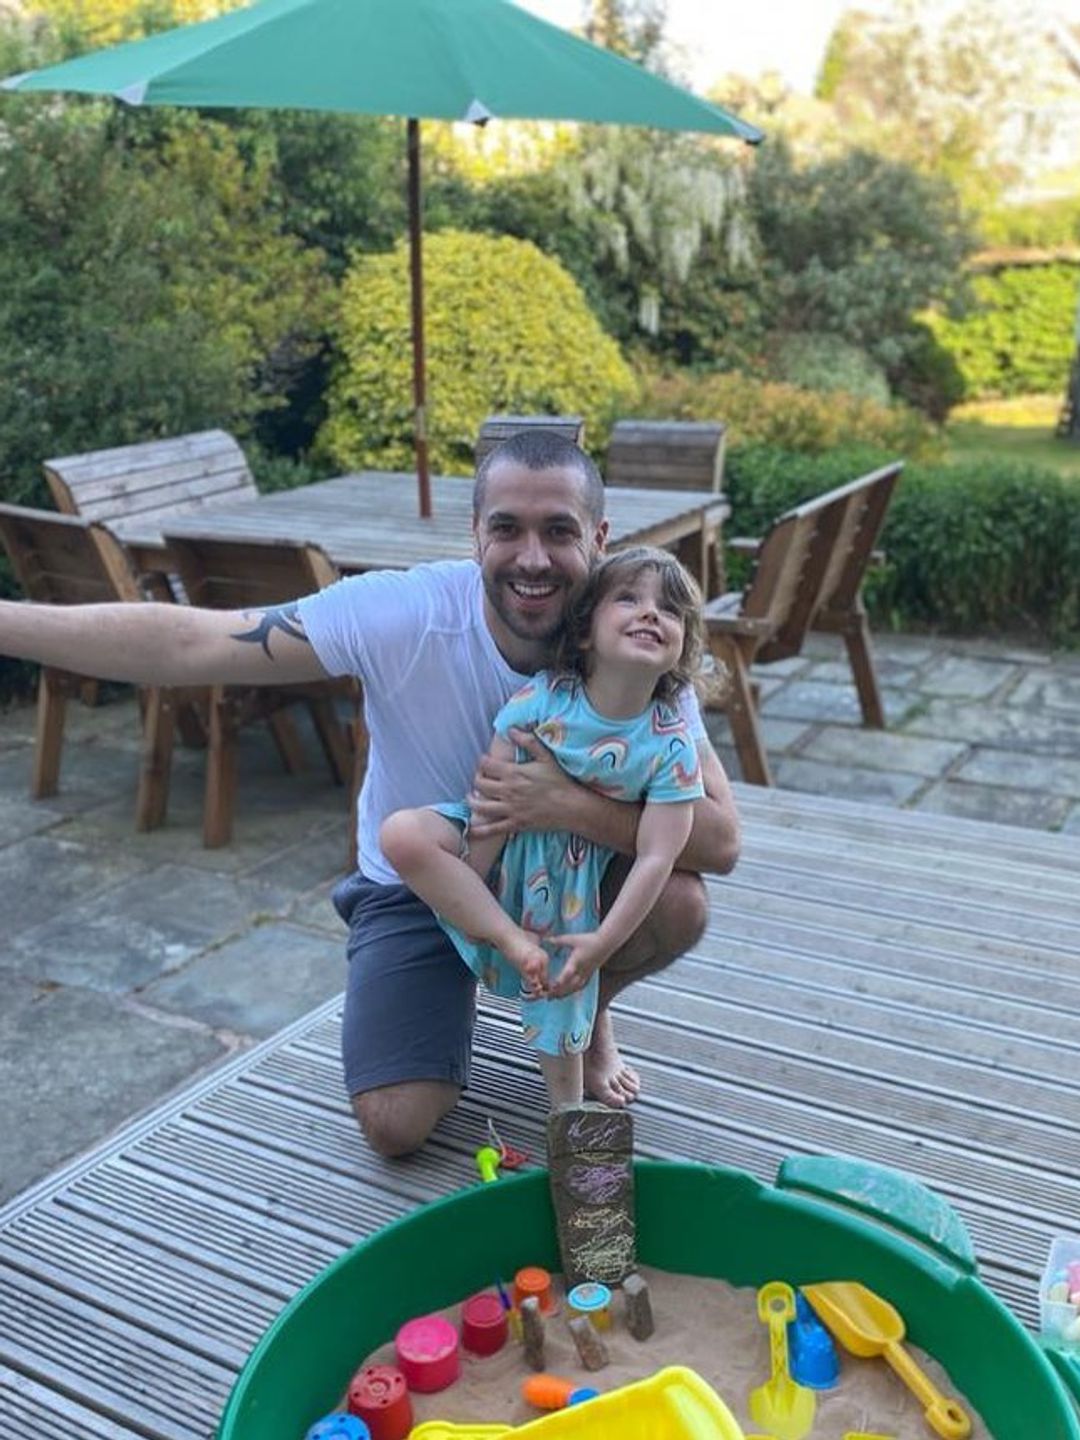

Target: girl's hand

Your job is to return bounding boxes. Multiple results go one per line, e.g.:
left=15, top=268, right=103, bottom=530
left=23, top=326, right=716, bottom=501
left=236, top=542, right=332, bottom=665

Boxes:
left=468, top=728, right=573, bottom=839
left=546, top=932, right=608, bottom=998
left=501, top=929, right=550, bottom=997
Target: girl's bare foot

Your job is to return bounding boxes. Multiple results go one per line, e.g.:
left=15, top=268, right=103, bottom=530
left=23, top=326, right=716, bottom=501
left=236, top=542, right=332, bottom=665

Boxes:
left=583, top=1010, right=640, bottom=1106
left=501, top=929, right=549, bottom=996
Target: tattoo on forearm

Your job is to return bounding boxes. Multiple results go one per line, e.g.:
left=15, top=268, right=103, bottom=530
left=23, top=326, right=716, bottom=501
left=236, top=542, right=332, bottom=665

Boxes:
left=230, top=603, right=310, bottom=658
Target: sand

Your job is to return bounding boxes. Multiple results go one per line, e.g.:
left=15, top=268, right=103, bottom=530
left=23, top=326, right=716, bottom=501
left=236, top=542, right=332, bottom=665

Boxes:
left=356, top=1264, right=992, bottom=1438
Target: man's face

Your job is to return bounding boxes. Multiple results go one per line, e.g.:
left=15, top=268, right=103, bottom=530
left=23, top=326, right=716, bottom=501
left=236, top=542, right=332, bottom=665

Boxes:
left=474, top=461, right=608, bottom=667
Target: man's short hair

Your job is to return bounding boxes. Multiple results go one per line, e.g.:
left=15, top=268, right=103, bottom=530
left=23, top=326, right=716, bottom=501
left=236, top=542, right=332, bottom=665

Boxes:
left=473, top=430, right=605, bottom=526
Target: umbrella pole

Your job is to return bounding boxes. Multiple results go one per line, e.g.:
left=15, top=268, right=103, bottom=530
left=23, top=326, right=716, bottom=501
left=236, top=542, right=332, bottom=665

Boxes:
left=407, top=116, right=432, bottom=519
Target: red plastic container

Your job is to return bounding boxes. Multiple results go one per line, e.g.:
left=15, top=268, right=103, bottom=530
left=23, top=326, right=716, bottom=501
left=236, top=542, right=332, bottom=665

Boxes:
left=394, top=1315, right=460, bottom=1392
left=460, top=1291, right=509, bottom=1356
left=345, top=1364, right=412, bottom=1440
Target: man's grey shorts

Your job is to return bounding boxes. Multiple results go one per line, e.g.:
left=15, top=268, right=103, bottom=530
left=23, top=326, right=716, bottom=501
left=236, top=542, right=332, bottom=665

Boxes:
left=332, top=870, right=477, bottom=1098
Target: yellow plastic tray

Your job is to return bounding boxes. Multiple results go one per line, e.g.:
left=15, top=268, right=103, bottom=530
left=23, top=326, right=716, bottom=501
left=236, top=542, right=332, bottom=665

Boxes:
left=409, top=1365, right=746, bottom=1439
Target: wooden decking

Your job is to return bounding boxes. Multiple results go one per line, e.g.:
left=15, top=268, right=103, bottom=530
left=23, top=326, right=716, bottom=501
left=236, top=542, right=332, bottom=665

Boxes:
left=2, top=785, right=1078, bottom=1438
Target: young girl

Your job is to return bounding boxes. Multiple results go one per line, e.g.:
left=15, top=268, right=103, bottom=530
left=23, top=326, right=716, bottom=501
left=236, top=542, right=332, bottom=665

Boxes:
left=380, top=546, right=706, bottom=1111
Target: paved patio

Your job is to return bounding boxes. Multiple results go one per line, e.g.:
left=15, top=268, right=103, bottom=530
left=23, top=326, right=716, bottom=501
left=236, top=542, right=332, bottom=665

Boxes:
left=2, top=626, right=1078, bottom=1206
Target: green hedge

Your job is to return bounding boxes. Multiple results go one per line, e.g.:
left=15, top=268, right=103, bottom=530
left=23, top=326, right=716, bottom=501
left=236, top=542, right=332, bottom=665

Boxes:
left=927, top=263, right=1077, bottom=400
left=725, top=445, right=1080, bottom=638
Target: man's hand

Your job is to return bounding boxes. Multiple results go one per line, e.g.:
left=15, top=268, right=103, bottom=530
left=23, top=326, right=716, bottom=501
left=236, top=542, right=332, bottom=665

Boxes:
left=467, top=727, right=575, bottom=840
left=546, top=931, right=609, bottom=998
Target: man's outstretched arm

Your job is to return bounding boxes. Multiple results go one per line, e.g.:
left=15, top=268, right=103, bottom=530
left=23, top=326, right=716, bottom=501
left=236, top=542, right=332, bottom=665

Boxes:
left=468, top=730, right=740, bottom=877
left=0, top=598, right=330, bottom=687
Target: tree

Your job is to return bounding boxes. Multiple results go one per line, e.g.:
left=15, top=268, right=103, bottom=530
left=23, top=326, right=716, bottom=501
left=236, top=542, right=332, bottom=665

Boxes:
left=816, top=0, right=1061, bottom=208
left=749, top=139, right=975, bottom=384
left=24, top=0, right=246, bottom=52
left=0, top=92, right=332, bottom=495
left=584, top=0, right=667, bottom=67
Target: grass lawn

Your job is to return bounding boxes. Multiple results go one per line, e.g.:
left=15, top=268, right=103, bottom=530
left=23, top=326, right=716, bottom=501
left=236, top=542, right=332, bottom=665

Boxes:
left=945, top=395, right=1080, bottom=479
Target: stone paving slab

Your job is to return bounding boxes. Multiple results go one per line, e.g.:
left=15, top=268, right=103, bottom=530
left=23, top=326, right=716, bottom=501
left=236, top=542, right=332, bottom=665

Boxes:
left=6, top=861, right=291, bottom=993
left=909, top=653, right=1020, bottom=700
left=902, top=697, right=1080, bottom=756
left=759, top=678, right=919, bottom=726
left=772, top=754, right=926, bottom=805
left=803, top=655, right=923, bottom=689
left=957, top=746, right=1080, bottom=797
left=797, top=726, right=969, bottom=776
left=140, top=919, right=344, bottom=1038
left=0, top=831, right=153, bottom=942
left=915, top=779, right=1074, bottom=831
left=0, top=976, right=229, bottom=1205
left=1008, top=670, right=1080, bottom=714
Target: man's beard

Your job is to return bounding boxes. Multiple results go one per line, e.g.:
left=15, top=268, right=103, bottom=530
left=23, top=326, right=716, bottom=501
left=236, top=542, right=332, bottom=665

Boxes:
left=483, top=572, right=567, bottom=645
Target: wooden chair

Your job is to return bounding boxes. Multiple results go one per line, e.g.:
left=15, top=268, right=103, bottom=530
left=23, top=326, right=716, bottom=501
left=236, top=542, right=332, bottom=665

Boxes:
left=605, top=420, right=727, bottom=595
left=475, top=414, right=586, bottom=466
left=160, top=532, right=365, bottom=849
left=704, top=461, right=904, bottom=785
left=0, top=503, right=181, bottom=829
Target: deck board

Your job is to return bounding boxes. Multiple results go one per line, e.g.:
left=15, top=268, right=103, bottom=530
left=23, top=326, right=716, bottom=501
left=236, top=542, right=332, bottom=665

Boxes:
left=2, top=785, right=1078, bottom=1435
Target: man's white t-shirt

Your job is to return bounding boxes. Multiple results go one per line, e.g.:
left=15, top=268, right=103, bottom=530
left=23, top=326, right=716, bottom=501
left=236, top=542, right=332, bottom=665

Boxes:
left=298, top=560, right=705, bottom=885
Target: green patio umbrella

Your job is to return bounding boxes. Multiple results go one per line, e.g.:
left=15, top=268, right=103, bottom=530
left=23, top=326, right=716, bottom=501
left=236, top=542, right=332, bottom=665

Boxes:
left=3, top=0, right=763, bottom=515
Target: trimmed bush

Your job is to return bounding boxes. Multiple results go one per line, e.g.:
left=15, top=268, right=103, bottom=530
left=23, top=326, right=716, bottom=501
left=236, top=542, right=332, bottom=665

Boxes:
left=927, top=263, right=1078, bottom=400
left=724, top=445, right=1080, bottom=639
left=319, top=231, right=638, bottom=474
left=766, top=332, right=892, bottom=405
left=631, top=369, right=940, bottom=461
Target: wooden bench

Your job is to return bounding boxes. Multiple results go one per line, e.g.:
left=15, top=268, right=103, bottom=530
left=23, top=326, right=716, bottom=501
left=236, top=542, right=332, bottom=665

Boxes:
left=606, top=420, right=727, bottom=594
left=704, top=461, right=903, bottom=785
left=162, top=531, right=366, bottom=850
left=44, top=429, right=257, bottom=531
left=474, top=415, right=585, bottom=466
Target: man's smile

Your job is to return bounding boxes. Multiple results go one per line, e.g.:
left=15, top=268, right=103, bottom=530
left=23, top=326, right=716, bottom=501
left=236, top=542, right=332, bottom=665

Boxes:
left=507, top=579, right=561, bottom=601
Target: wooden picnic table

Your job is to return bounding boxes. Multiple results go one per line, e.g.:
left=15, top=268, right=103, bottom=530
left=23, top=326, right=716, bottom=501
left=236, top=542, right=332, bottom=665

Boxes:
left=110, top=470, right=727, bottom=590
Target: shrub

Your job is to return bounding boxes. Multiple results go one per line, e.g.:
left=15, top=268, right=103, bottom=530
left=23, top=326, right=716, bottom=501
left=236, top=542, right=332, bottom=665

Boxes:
left=927, top=263, right=1078, bottom=400
left=0, top=102, right=332, bottom=495
left=749, top=141, right=974, bottom=378
left=319, top=231, right=638, bottom=474
left=889, top=320, right=967, bottom=421
left=766, top=332, right=892, bottom=405
left=631, top=368, right=940, bottom=462
left=724, top=445, right=1080, bottom=639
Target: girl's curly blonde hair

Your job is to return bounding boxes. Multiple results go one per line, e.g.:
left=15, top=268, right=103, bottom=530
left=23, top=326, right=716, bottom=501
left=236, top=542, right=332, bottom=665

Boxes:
left=553, top=546, right=705, bottom=706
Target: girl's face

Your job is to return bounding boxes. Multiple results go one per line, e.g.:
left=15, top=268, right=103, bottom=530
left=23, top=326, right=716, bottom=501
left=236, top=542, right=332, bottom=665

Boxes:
left=585, top=566, right=686, bottom=678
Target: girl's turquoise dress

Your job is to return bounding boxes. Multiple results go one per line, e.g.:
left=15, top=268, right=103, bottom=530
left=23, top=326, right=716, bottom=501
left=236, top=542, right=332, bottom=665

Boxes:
left=436, top=671, right=704, bottom=1056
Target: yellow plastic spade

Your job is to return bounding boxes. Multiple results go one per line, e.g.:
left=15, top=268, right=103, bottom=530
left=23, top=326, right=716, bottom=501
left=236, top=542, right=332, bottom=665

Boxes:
left=748, top=1282, right=816, bottom=1440
left=803, top=1282, right=970, bottom=1440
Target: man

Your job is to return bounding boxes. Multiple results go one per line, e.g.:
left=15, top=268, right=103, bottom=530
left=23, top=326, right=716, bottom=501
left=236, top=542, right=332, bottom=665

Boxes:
left=0, top=431, right=740, bottom=1155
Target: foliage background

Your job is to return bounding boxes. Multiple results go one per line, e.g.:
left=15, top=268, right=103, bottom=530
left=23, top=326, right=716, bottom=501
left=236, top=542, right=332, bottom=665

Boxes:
left=1, top=0, right=1079, bottom=685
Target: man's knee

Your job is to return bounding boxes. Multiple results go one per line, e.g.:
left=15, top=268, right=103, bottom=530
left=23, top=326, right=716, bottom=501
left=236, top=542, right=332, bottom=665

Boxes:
left=654, top=871, right=709, bottom=958
left=351, top=1080, right=460, bottom=1158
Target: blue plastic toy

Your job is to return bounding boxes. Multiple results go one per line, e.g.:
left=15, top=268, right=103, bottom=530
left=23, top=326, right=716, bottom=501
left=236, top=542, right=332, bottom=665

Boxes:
left=305, top=1416, right=371, bottom=1440
left=568, top=1388, right=600, bottom=1405
left=789, top=1291, right=840, bottom=1390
